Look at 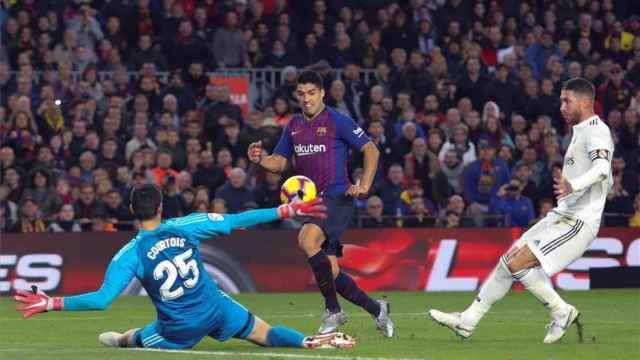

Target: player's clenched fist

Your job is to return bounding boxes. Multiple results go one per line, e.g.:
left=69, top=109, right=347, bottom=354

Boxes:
left=278, top=198, right=327, bottom=219
left=14, top=286, right=63, bottom=319
left=248, top=141, right=263, bottom=163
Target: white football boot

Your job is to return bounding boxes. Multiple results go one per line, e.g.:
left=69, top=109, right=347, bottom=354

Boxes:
left=428, top=309, right=475, bottom=339
left=98, top=332, right=123, bottom=348
left=374, top=300, right=394, bottom=338
left=303, top=332, right=356, bottom=349
left=543, top=305, right=583, bottom=344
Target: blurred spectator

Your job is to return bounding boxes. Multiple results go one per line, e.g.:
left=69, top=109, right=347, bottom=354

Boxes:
left=597, top=63, right=635, bottom=116
left=361, top=195, right=392, bottom=228
left=375, top=163, right=406, bottom=216
left=49, top=204, right=82, bottom=232
left=103, top=189, right=134, bottom=231
left=604, top=174, right=634, bottom=226
left=464, top=141, right=510, bottom=224
left=404, top=196, right=434, bottom=228
left=214, top=167, right=254, bottom=213
left=432, top=149, right=464, bottom=207
left=22, top=168, right=61, bottom=218
left=211, top=198, right=228, bottom=214
left=10, top=197, right=47, bottom=233
left=73, top=183, right=105, bottom=229
left=193, top=149, right=225, bottom=194
left=253, top=171, right=282, bottom=209
left=204, top=83, right=243, bottom=141
left=526, top=31, right=562, bottom=80
left=404, top=137, right=437, bottom=196
left=213, top=11, right=248, bottom=68
left=151, top=150, right=179, bottom=187
left=488, top=179, right=535, bottom=227
left=438, top=124, right=477, bottom=166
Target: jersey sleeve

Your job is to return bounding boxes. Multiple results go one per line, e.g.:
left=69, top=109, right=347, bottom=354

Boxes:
left=335, top=112, right=369, bottom=150
left=273, top=124, right=293, bottom=158
left=64, top=241, right=139, bottom=311
left=585, top=124, right=614, bottom=162
left=171, top=213, right=232, bottom=245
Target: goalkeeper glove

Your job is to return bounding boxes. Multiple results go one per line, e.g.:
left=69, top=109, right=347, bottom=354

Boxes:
left=277, top=198, right=327, bottom=219
left=14, top=285, right=63, bottom=319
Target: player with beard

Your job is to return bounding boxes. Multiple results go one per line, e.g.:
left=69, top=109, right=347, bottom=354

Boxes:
left=429, top=77, right=613, bottom=343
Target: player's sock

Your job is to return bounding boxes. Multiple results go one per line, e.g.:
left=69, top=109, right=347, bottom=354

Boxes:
left=308, top=251, right=341, bottom=313
left=518, top=267, right=568, bottom=313
left=462, top=255, right=513, bottom=326
left=267, top=326, right=305, bottom=348
left=335, top=271, right=381, bottom=317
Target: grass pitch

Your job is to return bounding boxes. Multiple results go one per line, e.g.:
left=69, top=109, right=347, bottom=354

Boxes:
left=1, top=290, right=638, bottom=360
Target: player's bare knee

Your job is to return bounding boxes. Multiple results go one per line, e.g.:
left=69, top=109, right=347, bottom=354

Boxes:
left=507, top=246, right=538, bottom=273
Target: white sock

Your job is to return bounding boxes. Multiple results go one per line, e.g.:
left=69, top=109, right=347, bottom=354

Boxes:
left=462, top=255, right=513, bottom=326
left=517, top=267, right=568, bottom=314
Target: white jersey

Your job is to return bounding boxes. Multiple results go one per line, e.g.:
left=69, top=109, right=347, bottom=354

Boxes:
left=554, top=115, right=614, bottom=233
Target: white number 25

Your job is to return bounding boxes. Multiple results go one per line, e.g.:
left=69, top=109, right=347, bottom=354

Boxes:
left=153, top=249, right=200, bottom=301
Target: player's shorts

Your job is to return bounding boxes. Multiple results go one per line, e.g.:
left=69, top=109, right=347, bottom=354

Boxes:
left=514, top=211, right=596, bottom=276
left=304, top=193, right=355, bottom=257
left=132, top=291, right=256, bottom=349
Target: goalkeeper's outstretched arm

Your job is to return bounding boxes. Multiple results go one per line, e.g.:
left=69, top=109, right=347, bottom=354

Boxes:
left=15, top=245, right=138, bottom=318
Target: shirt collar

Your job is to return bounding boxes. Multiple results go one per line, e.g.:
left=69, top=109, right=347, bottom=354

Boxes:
left=572, top=115, right=598, bottom=130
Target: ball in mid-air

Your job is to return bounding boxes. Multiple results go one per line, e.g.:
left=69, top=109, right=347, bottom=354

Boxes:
left=280, top=175, right=317, bottom=204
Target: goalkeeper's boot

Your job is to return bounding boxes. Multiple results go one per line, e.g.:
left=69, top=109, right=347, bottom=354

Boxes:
left=99, top=328, right=139, bottom=348
left=303, top=332, right=356, bottom=349
left=543, top=304, right=583, bottom=344
left=428, top=309, right=475, bottom=339
left=374, top=300, right=394, bottom=338
left=99, top=332, right=124, bottom=348
left=318, top=309, right=348, bottom=334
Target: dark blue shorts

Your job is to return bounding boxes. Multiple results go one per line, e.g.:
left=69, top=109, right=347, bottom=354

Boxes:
left=305, top=194, right=355, bottom=257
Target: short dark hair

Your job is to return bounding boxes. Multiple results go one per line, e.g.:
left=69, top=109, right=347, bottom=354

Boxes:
left=296, top=70, right=324, bottom=89
left=562, top=77, right=595, bottom=100
left=130, top=184, right=162, bottom=220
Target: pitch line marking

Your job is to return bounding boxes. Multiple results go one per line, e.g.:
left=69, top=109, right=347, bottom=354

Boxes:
left=130, top=347, right=427, bottom=360
left=0, top=348, right=426, bottom=360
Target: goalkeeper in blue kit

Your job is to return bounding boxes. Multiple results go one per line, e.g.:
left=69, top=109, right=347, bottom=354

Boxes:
left=14, top=185, right=355, bottom=350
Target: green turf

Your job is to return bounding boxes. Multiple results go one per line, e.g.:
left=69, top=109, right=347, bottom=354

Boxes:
left=1, top=290, right=638, bottom=360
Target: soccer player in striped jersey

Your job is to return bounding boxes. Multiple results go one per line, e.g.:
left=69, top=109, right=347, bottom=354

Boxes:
left=248, top=71, right=394, bottom=337
left=429, top=78, right=613, bottom=343
left=14, top=185, right=355, bottom=350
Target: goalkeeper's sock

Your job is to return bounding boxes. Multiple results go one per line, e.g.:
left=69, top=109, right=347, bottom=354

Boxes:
left=308, top=251, right=341, bottom=313
left=335, top=271, right=381, bottom=317
left=267, top=326, right=305, bottom=348
left=518, top=267, right=568, bottom=314
left=462, top=255, right=513, bottom=326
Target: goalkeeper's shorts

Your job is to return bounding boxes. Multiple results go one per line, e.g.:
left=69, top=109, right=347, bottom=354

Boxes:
left=132, top=292, right=256, bottom=349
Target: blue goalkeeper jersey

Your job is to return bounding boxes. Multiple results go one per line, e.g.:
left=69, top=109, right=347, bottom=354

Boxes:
left=63, top=209, right=279, bottom=338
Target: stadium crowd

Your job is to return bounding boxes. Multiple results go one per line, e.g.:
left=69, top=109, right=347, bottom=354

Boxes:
left=1, top=0, right=639, bottom=233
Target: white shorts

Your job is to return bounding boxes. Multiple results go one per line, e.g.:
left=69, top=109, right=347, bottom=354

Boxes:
left=514, top=211, right=596, bottom=276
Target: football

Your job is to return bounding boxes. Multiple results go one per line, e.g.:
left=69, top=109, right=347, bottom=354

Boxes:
left=280, top=175, right=317, bottom=204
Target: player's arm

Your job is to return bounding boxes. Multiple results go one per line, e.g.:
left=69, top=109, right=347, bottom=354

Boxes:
left=338, top=115, right=379, bottom=197
left=351, top=141, right=380, bottom=196
left=555, top=128, right=613, bottom=197
left=248, top=126, right=292, bottom=173
left=187, top=199, right=327, bottom=240
left=14, top=243, right=139, bottom=318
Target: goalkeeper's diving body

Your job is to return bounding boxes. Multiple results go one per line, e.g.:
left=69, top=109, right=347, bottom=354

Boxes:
left=14, top=184, right=355, bottom=350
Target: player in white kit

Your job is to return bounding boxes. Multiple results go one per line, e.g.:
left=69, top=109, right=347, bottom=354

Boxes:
left=428, top=78, right=614, bottom=344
